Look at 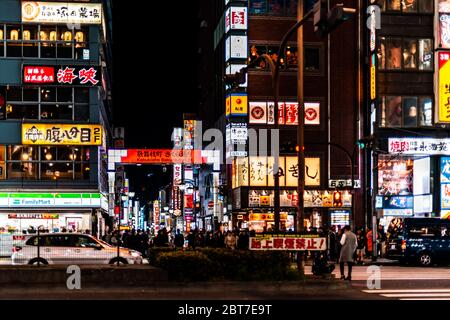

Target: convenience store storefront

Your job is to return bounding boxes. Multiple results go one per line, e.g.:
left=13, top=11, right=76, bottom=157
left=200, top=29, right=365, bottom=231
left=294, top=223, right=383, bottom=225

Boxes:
left=0, top=192, right=106, bottom=234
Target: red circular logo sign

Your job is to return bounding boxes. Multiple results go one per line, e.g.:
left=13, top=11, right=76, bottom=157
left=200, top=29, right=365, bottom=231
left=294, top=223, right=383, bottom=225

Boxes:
left=305, top=108, right=318, bottom=121
left=236, top=99, right=242, bottom=105
left=251, top=106, right=265, bottom=120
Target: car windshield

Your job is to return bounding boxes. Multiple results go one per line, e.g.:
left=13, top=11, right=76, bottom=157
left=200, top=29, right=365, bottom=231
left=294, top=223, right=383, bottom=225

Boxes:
left=96, top=238, right=113, bottom=248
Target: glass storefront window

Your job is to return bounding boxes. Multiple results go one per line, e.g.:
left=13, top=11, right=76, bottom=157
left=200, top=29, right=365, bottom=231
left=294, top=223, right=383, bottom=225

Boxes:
left=403, top=0, right=418, bottom=12
left=403, top=39, right=418, bottom=69
left=41, top=88, right=56, bottom=102
left=305, top=47, right=320, bottom=72
left=6, top=104, right=38, bottom=119
left=0, top=24, right=89, bottom=59
left=387, top=0, right=401, bottom=10
left=1, top=87, right=88, bottom=121
left=267, top=0, right=285, bottom=15
left=386, top=38, right=402, bottom=69
left=23, top=88, right=38, bottom=102
left=380, top=95, right=433, bottom=128
left=419, top=97, right=433, bottom=126
left=286, top=0, right=298, bottom=16
left=419, top=0, right=434, bottom=12
left=285, top=46, right=298, bottom=69
left=418, top=39, right=433, bottom=70
left=379, top=37, right=433, bottom=71
left=382, top=96, right=402, bottom=127
left=378, top=157, right=414, bottom=195
left=5, top=146, right=90, bottom=180
left=402, top=97, right=418, bottom=127
left=250, top=0, right=267, bottom=14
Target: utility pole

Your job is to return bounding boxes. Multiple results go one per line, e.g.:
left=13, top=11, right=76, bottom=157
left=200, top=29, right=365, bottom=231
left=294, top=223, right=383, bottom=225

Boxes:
left=297, top=0, right=305, bottom=234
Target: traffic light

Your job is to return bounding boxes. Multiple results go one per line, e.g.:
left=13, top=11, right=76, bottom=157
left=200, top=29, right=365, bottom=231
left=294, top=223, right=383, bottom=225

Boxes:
left=333, top=191, right=343, bottom=207
left=356, top=135, right=376, bottom=149
left=314, top=0, right=356, bottom=37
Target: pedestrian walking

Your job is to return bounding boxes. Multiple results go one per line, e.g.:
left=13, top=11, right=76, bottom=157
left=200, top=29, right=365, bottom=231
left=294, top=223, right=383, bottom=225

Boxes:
left=356, top=228, right=366, bottom=265
left=328, top=226, right=337, bottom=261
left=378, top=225, right=387, bottom=258
left=224, top=231, right=237, bottom=250
left=339, top=225, right=358, bottom=281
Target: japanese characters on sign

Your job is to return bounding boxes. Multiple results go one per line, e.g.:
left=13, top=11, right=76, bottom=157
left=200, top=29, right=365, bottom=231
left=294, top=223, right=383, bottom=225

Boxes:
left=249, top=101, right=320, bottom=125
left=370, top=53, right=376, bottom=101
left=22, top=124, right=102, bottom=146
left=388, top=138, right=450, bottom=155
left=8, top=213, right=59, bottom=220
left=249, top=213, right=288, bottom=221
left=249, top=235, right=327, bottom=251
left=153, top=201, right=160, bottom=232
left=329, top=179, right=361, bottom=189
left=22, top=1, right=102, bottom=25
left=226, top=122, right=248, bottom=145
left=173, top=164, right=182, bottom=185
left=226, top=93, right=248, bottom=116
left=117, top=149, right=202, bottom=165
left=233, top=156, right=321, bottom=188
left=438, top=52, right=450, bottom=123
left=225, top=6, right=247, bottom=33
left=23, top=65, right=101, bottom=86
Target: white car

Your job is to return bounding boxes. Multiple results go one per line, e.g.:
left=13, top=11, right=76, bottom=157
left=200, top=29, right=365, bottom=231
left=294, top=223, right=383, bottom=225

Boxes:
left=11, top=233, right=144, bottom=265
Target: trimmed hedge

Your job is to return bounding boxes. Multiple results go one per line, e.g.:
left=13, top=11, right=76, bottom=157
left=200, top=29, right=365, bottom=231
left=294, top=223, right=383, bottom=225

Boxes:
left=150, top=247, right=303, bottom=282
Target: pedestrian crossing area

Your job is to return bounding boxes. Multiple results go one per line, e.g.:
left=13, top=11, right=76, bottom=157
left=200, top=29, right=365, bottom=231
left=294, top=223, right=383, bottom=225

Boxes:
left=362, top=289, right=450, bottom=300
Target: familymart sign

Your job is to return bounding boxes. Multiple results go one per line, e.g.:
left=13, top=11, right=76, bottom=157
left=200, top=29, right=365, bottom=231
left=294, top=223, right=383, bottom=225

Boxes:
left=0, top=193, right=102, bottom=208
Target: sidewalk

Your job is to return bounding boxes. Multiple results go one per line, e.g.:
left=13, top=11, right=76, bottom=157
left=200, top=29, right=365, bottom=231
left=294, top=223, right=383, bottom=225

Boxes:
left=304, top=258, right=399, bottom=267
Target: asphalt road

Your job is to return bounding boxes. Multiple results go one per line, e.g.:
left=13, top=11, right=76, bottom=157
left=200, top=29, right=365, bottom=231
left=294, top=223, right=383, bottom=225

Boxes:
left=1, top=266, right=450, bottom=300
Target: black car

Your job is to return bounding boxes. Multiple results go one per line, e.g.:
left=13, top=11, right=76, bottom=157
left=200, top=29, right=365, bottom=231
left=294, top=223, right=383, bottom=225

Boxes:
left=386, top=218, right=450, bottom=267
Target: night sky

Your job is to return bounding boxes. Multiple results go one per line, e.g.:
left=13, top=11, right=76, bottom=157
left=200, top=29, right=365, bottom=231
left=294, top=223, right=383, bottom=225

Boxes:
left=112, top=1, right=200, bottom=203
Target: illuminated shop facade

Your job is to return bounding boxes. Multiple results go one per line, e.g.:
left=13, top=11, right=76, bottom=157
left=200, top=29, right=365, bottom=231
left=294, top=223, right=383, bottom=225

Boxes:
left=367, top=0, right=450, bottom=229
left=0, top=0, right=113, bottom=237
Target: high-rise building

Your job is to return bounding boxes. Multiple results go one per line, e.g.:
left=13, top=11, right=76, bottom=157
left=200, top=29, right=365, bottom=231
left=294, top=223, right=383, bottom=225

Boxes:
left=0, top=0, right=114, bottom=237
left=198, top=0, right=364, bottom=232
left=366, top=0, right=445, bottom=230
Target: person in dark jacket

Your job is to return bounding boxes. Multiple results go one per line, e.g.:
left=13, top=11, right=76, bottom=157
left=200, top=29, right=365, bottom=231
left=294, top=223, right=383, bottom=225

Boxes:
left=328, top=226, right=337, bottom=261
left=237, top=230, right=250, bottom=250
left=174, top=229, right=185, bottom=248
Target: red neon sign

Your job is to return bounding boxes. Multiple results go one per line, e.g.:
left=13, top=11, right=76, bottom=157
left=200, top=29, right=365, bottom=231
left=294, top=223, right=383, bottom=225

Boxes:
left=23, top=66, right=55, bottom=84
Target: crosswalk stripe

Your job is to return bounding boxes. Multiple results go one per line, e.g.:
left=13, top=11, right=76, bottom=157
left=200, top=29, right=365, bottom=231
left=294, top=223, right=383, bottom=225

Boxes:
left=400, top=298, right=450, bottom=301
left=362, top=289, right=450, bottom=294
left=381, top=293, right=450, bottom=298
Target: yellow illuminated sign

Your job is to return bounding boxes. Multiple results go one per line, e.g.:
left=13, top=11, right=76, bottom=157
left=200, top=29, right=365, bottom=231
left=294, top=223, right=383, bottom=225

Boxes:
left=226, top=94, right=248, bottom=116
left=438, top=52, right=450, bottom=123
left=22, top=124, right=102, bottom=146
left=370, top=53, right=376, bottom=101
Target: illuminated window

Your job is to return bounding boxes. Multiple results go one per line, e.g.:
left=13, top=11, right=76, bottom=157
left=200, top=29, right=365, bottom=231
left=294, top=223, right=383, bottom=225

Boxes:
left=10, top=29, right=19, bottom=40
left=75, top=31, right=84, bottom=43
left=63, top=31, right=73, bottom=41
left=379, top=95, right=433, bottom=128
left=379, top=37, right=433, bottom=70
left=22, top=30, right=31, bottom=40
left=49, top=31, right=57, bottom=41
left=0, top=29, right=4, bottom=40
left=5, top=146, right=91, bottom=180
left=381, top=0, right=433, bottom=12
left=39, top=31, right=48, bottom=41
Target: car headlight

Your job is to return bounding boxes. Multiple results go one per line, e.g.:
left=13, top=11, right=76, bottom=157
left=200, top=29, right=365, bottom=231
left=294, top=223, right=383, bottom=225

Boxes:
left=130, top=251, right=141, bottom=258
